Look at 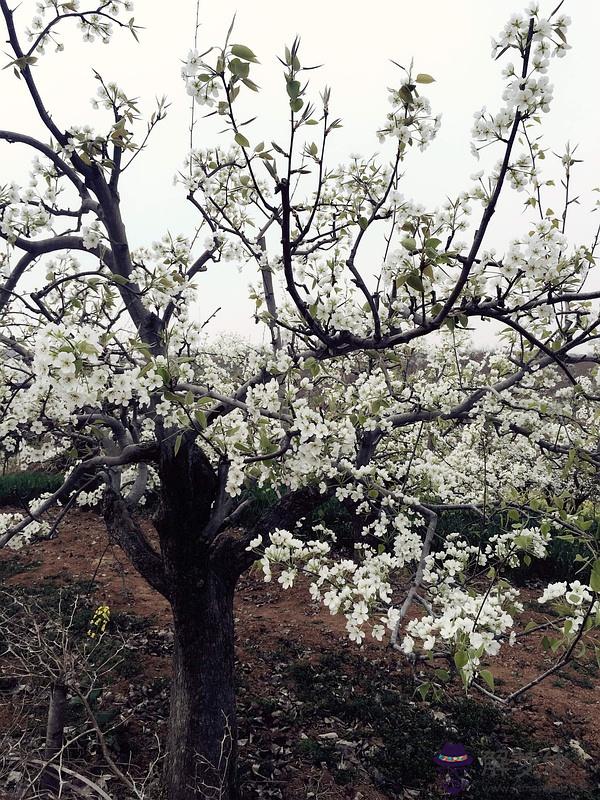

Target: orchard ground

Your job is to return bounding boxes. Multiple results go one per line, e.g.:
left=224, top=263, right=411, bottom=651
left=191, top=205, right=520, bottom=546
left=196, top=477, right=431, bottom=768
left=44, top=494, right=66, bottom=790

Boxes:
left=1, top=509, right=600, bottom=800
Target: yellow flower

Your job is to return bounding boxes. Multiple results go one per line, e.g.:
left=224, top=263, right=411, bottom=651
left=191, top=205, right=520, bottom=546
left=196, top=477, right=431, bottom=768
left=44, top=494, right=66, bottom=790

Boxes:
left=87, top=604, right=111, bottom=639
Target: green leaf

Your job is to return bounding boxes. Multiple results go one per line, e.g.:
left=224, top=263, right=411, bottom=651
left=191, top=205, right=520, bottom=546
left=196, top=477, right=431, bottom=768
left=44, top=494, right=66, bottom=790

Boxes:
left=163, top=391, right=182, bottom=405
left=514, top=534, right=531, bottom=550
left=174, top=433, right=183, bottom=457
left=415, top=73, right=435, bottom=84
left=6, top=55, right=38, bottom=71
left=156, top=366, right=170, bottom=384
left=417, top=682, right=430, bottom=700
left=234, top=442, right=252, bottom=453
left=454, top=650, right=468, bottom=670
left=234, top=132, right=250, bottom=148
left=479, top=669, right=494, bottom=690
left=228, top=58, right=250, bottom=79
left=242, top=77, right=260, bottom=92
left=109, top=273, right=130, bottom=286
left=406, top=273, right=424, bottom=293
left=263, top=159, right=278, bottom=180
left=401, top=236, right=417, bottom=251
left=399, top=85, right=413, bottom=105
left=290, top=97, right=304, bottom=113
left=195, top=410, right=208, bottom=429
left=78, top=341, right=97, bottom=355
left=286, top=79, right=301, bottom=99
left=230, top=44, right=259, bottom=63
left=555, top=28, right=568, bottom=45
left=590, top=559, right=600, bottom=592
left=358, top=216, right=369, bottom=231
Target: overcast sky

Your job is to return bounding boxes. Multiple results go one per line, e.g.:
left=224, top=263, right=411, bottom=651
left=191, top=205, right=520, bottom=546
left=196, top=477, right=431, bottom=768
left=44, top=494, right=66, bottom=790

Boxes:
left=3, top=1, right=600, bottom=344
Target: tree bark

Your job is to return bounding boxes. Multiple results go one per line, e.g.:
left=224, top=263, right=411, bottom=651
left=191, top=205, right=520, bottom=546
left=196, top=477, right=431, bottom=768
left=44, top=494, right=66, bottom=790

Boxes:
left=164, top=571, right=239, bottom=800
left=40, top=681, right=67, bottom=795
left=154, top=433, right=239, bottom=800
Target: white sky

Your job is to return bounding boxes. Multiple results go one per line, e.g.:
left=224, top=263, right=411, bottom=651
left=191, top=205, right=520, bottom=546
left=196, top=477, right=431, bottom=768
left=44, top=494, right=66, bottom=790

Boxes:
left=2, top=1, right=600, bottom=345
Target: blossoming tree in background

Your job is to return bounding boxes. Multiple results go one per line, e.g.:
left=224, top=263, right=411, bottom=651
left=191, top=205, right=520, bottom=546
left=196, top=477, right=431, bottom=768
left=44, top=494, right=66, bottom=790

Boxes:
left=1, top=1, right=600, bottom=797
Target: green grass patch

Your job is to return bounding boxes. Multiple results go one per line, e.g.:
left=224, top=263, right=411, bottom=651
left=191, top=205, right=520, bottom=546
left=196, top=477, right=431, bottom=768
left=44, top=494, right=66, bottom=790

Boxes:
left=0, top=470, right=64, bottom=506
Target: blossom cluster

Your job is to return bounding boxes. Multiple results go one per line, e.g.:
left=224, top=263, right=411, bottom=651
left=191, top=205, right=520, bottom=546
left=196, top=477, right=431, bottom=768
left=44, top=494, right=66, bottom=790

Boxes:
left=378, top=80, right=441, bottom=151
left=403, top=584, right=522, bottom=682
left=248, top=526, right=398, bottom=644
left=1, top=5, right=599, bottom=707
left=183, top=50, right=221, bottom=108
left=1, top=512, right=50, bottom=551
left=538, top=580, right=599, bottom=638
left=472, top=7, right=570, bottom=148
left=25, top=1, right=135, bottom=51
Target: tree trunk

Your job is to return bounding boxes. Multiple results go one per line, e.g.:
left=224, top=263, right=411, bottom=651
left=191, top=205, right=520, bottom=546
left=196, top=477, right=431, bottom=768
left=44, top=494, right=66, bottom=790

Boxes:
left=106, top=438, right=324, bottom=800
left=152, top=432, right=239, bottom=799
left=40, top=681, right=67, bottom=795
left=164, top=571, right=239, bottom=800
